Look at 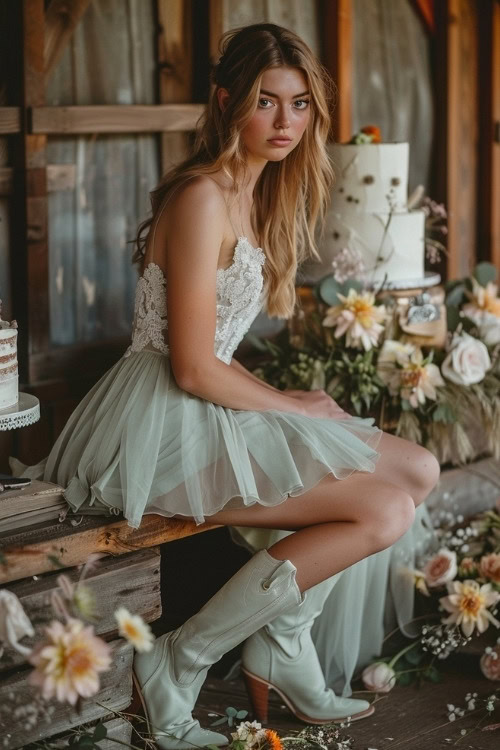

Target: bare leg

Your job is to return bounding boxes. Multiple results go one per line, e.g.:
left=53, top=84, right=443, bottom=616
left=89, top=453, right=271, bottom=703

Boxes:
left=211, top=432, right=440, bottom=591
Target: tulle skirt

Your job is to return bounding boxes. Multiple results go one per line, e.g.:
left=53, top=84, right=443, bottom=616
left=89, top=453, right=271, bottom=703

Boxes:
left=14, top=350, right=383, bottom=529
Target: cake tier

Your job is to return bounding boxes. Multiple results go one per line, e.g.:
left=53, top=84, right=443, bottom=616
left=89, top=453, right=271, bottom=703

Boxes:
left=0, top=329, right=18, bottom=410
left=329, top=142, right=410, bottom=214
left=303, top=209, right=426, bottom=284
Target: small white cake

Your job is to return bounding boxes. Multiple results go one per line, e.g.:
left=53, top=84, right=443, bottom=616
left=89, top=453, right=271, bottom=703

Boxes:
left=302, top=141, right=426, bottom=285
left=0, top=302, right=18, bottom=411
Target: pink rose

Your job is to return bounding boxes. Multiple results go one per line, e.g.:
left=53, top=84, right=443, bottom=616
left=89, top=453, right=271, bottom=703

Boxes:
left=480, top=646, right=500, bottom=681
left=480, top=553, right=500, bottom=584
left=441, top=332, right=491, bottom=385
left=423, top=549, right=457, bottom=588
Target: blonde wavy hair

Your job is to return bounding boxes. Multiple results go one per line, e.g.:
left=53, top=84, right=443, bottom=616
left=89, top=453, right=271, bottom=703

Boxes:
left=133, top=23, right=335, bottom=318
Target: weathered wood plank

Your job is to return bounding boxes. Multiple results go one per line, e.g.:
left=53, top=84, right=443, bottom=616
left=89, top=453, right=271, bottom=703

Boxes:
left=0, top=107, right=21, bottom=134
left=0, top=513, right=218, bottom=584
left=44, top=0, right=92, bottom=78
left=0, top=163, right=79, bottom=196
left=196, top=672, right=500, bottom=749
left=0, top=639, right=133, bottom=748
left=31, top=104, right=205, bottom=133
left=0, top=548, right=161, bottom=671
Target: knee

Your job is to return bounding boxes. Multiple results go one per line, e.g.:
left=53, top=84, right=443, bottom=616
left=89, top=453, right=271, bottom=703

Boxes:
left=411, top=447, right=441, bottom=505
left=400, top=444, right=441, bottom=505
left=366, top=489, right=416, bottom=552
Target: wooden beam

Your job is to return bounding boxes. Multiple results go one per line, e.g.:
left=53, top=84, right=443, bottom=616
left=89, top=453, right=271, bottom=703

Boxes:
left=0, top=165, right=76, bottom=196
left=323, top=0, right=353, bottom=142
left=31, top=103, right=204, bottom=133
left=44, top=0, right=92, bottom=78
left=0, top=513, right=219, bottom=584
left=157, top=0, right=194, bottom=173
left=0, top=107, right=21, bottom=134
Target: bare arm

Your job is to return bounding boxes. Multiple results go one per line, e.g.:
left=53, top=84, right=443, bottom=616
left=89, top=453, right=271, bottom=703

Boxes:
left=230, top=357, right=281, bottom=393
left=156, top=178, right=342, bottom=419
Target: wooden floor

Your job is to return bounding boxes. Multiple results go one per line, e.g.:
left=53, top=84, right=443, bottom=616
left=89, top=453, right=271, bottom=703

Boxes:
left=193, top=667, right=500, bottom=750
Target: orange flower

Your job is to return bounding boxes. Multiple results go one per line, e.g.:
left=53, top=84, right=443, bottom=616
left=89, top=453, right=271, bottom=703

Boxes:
left=361, top=125, right=382, bottom=143
left=266, top=729, right=282, bottom=750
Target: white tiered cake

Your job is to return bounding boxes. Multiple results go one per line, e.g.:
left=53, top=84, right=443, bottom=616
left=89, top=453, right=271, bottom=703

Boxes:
left=301, top=141, right=426, bottom=286
left=0, top=302, right=18, bottom=411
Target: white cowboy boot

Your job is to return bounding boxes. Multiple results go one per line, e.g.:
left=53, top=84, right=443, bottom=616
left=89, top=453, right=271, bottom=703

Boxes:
left=133, top=549, right=302, bottom=749
left=242, top=575, right=374, bottom=724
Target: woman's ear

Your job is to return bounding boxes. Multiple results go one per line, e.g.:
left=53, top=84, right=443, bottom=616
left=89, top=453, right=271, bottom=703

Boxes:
left=217, top=87, right=230, bottom=112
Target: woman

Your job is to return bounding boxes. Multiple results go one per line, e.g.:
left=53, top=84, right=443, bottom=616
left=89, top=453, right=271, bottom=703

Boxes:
left=16, top=24, right=440, bottom=748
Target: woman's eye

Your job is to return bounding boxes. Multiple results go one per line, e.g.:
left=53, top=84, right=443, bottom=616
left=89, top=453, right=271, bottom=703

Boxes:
left=258, top=98, right=274, bottom=108
left=293, top=100, right=310, bottom=110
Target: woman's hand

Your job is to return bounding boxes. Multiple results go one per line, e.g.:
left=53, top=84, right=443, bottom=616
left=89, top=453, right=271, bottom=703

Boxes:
left=285, top=389, right=352, bottom=420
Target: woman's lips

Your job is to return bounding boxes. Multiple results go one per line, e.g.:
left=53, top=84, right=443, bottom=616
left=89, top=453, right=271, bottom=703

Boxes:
left=267, top=138, right=292, bottom=147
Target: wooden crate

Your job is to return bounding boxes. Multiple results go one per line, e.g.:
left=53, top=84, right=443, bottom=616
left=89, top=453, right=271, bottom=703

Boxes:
left=0, top=548, right=161, bottom=671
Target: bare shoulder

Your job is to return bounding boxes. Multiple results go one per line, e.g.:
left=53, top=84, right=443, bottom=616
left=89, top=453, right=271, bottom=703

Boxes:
left=147, top=175, right=226, bottom=264
left=159, top=175, right=226, bottom=232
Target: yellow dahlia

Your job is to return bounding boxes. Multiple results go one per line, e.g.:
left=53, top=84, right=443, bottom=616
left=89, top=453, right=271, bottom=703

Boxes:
left=28, top=618, right=112, bottom=705
left=440, top=579, right=500, bottom=637
left=323, top=289, right=387, bottom=351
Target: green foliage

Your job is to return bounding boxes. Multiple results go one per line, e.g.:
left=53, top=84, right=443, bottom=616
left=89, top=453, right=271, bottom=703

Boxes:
left=66, top=723, right=108, bottom=748
left=210, top=706, right=248, bottom=727
left=474, top=261, right=497, bottom=286
left=316, top=275, right=363, bottom=306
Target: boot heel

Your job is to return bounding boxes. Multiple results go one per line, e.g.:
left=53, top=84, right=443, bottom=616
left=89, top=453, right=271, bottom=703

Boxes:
left=242, top=669, right=270, bottom=724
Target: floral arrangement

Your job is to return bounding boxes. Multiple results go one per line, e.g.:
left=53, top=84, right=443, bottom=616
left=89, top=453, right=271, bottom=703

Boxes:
left=357, top=504, right=500, bottom=740
left=360, top=504, right=500, bottom=691
left=250, top=261, right=500, bottom=466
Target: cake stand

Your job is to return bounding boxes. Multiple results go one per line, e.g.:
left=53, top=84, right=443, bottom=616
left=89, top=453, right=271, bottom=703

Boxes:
left=0, top=392, right=40, bottom=431
left=365, top=271, right=441, bottom=292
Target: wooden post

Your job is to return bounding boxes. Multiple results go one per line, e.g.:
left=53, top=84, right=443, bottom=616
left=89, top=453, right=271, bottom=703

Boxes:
left=477, top=0, right=500, bottom=267
left=10, top=0, right=49, bottom=382
left=157, top=0, right=194, bottom=175
left=322, top=0, right=353, bottom=143
left=434, top=0, right=479, bottom=280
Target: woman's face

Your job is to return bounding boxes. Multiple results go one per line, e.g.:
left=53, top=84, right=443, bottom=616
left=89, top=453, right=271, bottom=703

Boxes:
left=240, top=66, right=311, bottom=165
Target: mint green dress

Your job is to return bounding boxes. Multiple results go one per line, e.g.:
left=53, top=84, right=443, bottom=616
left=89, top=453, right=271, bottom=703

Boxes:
left=13, top=236, right=383, bottom=530
left=14, top=236, right=434, bottom=696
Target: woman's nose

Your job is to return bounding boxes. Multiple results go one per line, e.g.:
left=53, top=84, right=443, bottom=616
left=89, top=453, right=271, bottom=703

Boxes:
left=274, top=107, right=290, bottom=130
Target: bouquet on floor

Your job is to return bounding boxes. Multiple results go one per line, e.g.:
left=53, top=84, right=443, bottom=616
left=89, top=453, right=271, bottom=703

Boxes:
left=360, top=504, right=500, bottom=695
left=249, top=260, right=500, bottom=467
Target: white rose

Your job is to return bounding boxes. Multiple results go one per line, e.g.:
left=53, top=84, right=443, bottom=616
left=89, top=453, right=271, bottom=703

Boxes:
left=423, top=549, right=457, bottom=588
left=478, top=313, right=500, bottom=346
left=361, top=662, right=396, bottom=693
left=441, top=332, right=491, bottom=385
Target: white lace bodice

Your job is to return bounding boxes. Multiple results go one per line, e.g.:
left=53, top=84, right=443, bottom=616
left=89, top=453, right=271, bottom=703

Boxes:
left=124, top=237, right=266, bottom=364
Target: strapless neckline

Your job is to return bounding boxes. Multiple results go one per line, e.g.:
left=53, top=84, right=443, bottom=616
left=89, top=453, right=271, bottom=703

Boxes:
left=217, top=236, right=265, bottom=274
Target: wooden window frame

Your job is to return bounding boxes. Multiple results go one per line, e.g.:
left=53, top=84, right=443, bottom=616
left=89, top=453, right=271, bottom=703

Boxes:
left=4, top=0, right=197, bottom=387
